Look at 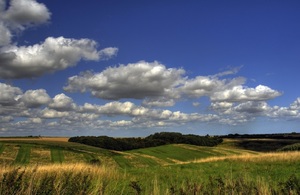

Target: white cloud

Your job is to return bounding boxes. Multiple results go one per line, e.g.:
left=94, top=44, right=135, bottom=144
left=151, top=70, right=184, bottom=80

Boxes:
left=0, top=1, right=117, bottom=79
left=181, top=76, right=224, bottom=97
left=0, top=82, right=22, bottom=105
left=21, top=89, right=51, bottom=108
left=29, top=117, right=43, bottom=124
left=49, top=93, right=76, bottom=111
left=192, top=102, right=200, bottom=107
left=81, top=101, right=148, bottom=116
left=268, top=106, right=298, bottom=118
left=0, top=116, right=14, bottom=123
left=290, top=98, right=300, bottom=110
left=0, top=0, right=51, bottom=47
left=210, top=101, right=233, bottom=111
left=0, top=22, right=11, bottom=46
left=40, top=108, right=69, bottom=119
left=234, top=101, right=270, bottom=114
left=180, top=69, right=246, bottom=98
left=211, top=85, right=282, bottom=102
left=0, top=37, right=110, bottom=79
left=64, top=61, right=185, bottom=100
left=98, top=47, right=119, bottom=59
left=142, top=97, right=175, bottom=107
left=3, top=0, right=51, bottom=30
left=111, top=120, right=133, bottom=127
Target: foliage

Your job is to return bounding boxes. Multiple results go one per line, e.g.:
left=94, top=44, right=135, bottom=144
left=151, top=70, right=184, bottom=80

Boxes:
left=221, top=132, right=300, bottom=139
left=68, top=132, right=223, bottom=151
left=278, top=143, right=300, bottom=151
left=234, top=140, right=299, bottom=152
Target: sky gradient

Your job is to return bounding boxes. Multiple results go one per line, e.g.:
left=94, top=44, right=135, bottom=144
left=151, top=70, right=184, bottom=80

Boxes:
left=0, top=0, right=300, bottom=137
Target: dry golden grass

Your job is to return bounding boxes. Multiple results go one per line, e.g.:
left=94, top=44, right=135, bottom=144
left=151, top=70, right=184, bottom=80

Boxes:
left=0, top=145, right=19, bottom=163
left=0, top=163, right=122, bottom=195
left=39, top=137, right=69, bottom=142
left=26, top=163, right=118, bottom=176
left=182, top=151, right=300, bottom=164
left=30, top=147, right=51, bottom=164
left=0, top=163, right=119, bottom=180
left=0, top=137, right=69, bottom=142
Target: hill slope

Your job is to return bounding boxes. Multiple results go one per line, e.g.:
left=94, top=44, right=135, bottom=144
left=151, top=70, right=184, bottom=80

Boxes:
left=113, top=143, right=259, bottom=168
left=0, top=137, right=116, bottom=166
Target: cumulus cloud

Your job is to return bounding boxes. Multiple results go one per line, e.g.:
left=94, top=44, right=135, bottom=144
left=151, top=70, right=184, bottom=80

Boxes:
left=290, top=98, right=300, bottom=110
left=0, top=0, right=51, bottom=46
left=234, top=101, right=270, bottom=114
left=3, top=0, right=51, bottom=30
left=0, top=1, right=117, bottom=79
left=210, top=101, right=233, bottom=111
left=210, top=85, right=282, bottom=102
left=268, top=106, right=298, bottom=118
left=81, top=101, right=148, bottom=116
left=0, top=82, right=22, bottom=105
left=0, top=22, right=12, bottom=46
left=65, top=61, right=282, bottom=114
left=40, top=108, right=69, bottom=119
left=0, top=37, right=116, bottom=79
left=142, top=97, right=175, bottom=107
left=181, top=76, right=246, bottom=98
left=0, top=116, right=14, bottom=123
left=21, top=89, right=51, bottom=108
left=0, top=82, right=52, bottom=116
left=65, top=61, right=185, bottom=100
left=48, top=93, right=76, bottom=111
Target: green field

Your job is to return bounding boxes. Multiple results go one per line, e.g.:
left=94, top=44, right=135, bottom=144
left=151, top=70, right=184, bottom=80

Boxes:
left=0, top=137, right=299, bottom=194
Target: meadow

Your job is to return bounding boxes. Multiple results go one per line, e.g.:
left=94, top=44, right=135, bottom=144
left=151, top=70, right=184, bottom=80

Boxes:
left=0, top=137, right=299, bottom=194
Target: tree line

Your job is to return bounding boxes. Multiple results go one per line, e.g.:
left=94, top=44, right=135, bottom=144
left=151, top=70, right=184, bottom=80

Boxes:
left=68, top=132, right=223, bottom=151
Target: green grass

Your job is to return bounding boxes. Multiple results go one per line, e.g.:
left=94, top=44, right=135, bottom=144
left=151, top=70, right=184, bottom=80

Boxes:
left=0, top=143, right=4, bottom=155
left=118, top=152, right=300, bottom=194
left=50, top=148, right=64, bottom=163
left=113, top=144, right=260, bottom=168
left=0, top=139, right=115, bottom=156
left=14, top=144, right=31, bottom=165
left=0, top=138, right=300, bottom=194
left=0, top=139, right=118, bottom=166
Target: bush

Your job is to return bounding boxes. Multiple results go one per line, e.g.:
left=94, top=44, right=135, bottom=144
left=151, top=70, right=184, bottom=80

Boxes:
left=69, top=132, right=223, bottom=151
left=278, top=143, right=300, bottom=151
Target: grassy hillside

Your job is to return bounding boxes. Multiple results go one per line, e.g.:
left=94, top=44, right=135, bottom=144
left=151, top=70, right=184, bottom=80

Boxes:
left=0, top=137, right=299, bottom=194
left=0, top=137, right=297, bottom=167
left=0, top=137, right=117, bottom=166
left=113, top=144, right=259, bottom=168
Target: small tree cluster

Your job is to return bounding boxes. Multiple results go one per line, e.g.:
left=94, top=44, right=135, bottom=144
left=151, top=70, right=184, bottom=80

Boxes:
left=68, top=132, right=223, bottom=151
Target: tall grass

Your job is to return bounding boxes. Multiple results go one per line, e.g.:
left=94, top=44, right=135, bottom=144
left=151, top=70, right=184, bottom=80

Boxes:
left=0, top=154, right=300, bottom=194
left=187, top=151, right=300, bottom=164
left=0, top=163, right=121, bottom=195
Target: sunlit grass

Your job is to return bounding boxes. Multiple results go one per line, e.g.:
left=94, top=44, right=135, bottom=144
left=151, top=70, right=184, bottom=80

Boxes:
left=0, top=163, right=121, bottom=195
left=183, top=151, right=300, bottom=164
left=0, top=138, right=299, bottom=194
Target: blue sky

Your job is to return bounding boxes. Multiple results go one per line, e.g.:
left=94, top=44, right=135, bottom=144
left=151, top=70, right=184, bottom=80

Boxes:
left=0, top=0, right=300, bottom=137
